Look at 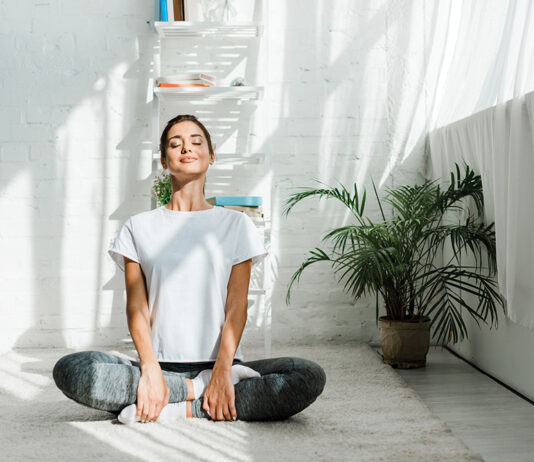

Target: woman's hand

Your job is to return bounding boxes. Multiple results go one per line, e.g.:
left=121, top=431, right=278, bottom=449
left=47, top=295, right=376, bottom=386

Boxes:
left=202, top=366, right=237, bottom=421
left=137, top=362, right=170, bottom=422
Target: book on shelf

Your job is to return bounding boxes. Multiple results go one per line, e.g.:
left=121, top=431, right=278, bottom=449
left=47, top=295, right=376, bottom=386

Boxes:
left=156, top=73, right=216, bottom=87
left=158, top=83, right=211, bottom=87
left=183, top=0, right=203, bottom=21
left=206, top=196, right=264, bottom=219
left=159, top=0, right=185, bottom=21
left=172, top=0, right=184, bottom=21
left=159, top=0, right=167, bottom=21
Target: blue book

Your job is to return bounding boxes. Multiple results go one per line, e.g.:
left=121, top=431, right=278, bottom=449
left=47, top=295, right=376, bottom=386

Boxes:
left=206, top=196, right=263, bottom=207
left=160, top=0, right=168, bottom=21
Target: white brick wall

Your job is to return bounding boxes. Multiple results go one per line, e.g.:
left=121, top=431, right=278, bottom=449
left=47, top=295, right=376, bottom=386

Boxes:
left=0, top=0, right=429, bottom=353
left=266, top=0, right=427, bottom=345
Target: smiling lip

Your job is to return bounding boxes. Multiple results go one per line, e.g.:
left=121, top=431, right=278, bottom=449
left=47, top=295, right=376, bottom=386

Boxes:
left=181, top=156, right=197, bottom=162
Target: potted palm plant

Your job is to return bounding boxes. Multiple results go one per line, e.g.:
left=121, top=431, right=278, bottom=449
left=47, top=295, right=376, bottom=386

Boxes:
left=282, top=163, right=506, bottom=368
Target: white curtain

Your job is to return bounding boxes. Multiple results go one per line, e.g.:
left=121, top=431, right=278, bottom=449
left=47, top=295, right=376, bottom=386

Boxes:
left=426, top=91, right=534, bottom=329
left=422, top=0, right=534, bottom=329
left=423, top=0, right=534, bottom=131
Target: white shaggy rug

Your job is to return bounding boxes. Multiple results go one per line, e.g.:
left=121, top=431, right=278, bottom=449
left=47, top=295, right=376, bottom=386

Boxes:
left=0, top=340, right=483, bottom=461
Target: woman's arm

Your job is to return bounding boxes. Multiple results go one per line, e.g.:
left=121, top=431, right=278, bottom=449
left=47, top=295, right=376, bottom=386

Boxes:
left=124, top=256, right=169, bottom=422
left=124, top=256, right=158, bottom=367
left=216, top=259, right=252, bottom=369
left=203, top=258, right=252, bottom=421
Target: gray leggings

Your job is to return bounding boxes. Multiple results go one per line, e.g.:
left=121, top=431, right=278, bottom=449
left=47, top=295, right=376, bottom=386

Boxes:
left=52, top=351, right=326, bottom=421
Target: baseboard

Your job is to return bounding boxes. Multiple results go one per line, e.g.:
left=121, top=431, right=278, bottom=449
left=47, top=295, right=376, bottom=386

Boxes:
left=443, top=346, right=534, bottom=406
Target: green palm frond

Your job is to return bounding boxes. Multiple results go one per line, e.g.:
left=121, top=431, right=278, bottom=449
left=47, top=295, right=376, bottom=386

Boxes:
left=436, top=162, right=485, bottom=216
left=408, top=265, right=505, bottom=342
left=333, top=245, right=399, bottom=297
left=320, top=225, right=362, bottom=255
left=285, top=247, right=332, bottom=305
left=421, top=218, right=497, bottom=273
left=383, top=180, right=439, bottom=222
left=371, top=178, right=386, bottom=221
left=281, top=178, right=367, bottom=225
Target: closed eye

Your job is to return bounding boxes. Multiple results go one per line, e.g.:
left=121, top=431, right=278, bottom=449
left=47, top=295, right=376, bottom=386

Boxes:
left=170, top=142, right=202, bottom=148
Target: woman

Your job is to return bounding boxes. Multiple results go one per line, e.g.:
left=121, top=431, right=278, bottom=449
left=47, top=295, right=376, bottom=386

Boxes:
left=52, top=114, right=326, bottom=424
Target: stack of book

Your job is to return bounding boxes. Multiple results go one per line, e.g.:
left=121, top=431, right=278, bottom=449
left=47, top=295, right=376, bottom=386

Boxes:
left=206, top=196, right=263, bottom=218
left=158, top=0, right=205, bottom=22
left=156, top=73, right=216, bottom=88
left=159, top=1, right=183, bottom=21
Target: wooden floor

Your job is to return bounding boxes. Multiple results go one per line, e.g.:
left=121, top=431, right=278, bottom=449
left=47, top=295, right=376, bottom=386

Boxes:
left=373, top=346, right=534, bottom=462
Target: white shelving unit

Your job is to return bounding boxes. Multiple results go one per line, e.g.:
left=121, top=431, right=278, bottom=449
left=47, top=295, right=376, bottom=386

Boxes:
left=153, top=85, right=263, bottom=101
left=154, top=21, right=262, bottom=38
left=149, top=19, right=272, bottom=357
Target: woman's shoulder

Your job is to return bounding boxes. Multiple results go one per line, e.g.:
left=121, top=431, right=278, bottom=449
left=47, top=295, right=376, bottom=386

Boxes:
left=128, top=205, right=241, bottom=221
left=217, top=207, right=256, bottom=226
left=127, top=207, right=162, bottom=226
left=127, top=206, right=248, bottom=228
left=217, top=206, right=244, bottom=218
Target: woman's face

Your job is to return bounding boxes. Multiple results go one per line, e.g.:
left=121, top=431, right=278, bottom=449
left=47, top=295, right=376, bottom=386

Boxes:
left=163, top=120, right=214, bottom=178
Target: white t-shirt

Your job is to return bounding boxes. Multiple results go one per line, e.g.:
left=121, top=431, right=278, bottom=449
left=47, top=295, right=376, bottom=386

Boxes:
left=108, top=205, right=268, bottom=362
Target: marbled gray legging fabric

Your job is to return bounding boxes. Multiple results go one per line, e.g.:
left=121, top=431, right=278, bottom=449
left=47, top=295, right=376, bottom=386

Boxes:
left=52, top=351, right=327, bottom=421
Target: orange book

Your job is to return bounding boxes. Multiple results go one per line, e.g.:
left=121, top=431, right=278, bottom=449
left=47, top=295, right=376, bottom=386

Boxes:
left=158, top=83, right=211, bottom=87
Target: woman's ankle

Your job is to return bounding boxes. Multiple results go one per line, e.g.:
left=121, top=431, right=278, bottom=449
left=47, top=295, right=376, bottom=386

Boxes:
left=186, top=378, right=194, bottom=400
left=186, top=400, right=193, bottom=418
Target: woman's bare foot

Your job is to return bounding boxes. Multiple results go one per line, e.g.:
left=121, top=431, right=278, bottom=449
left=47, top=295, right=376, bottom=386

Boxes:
left=191, top=365, right=261, bottom=399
